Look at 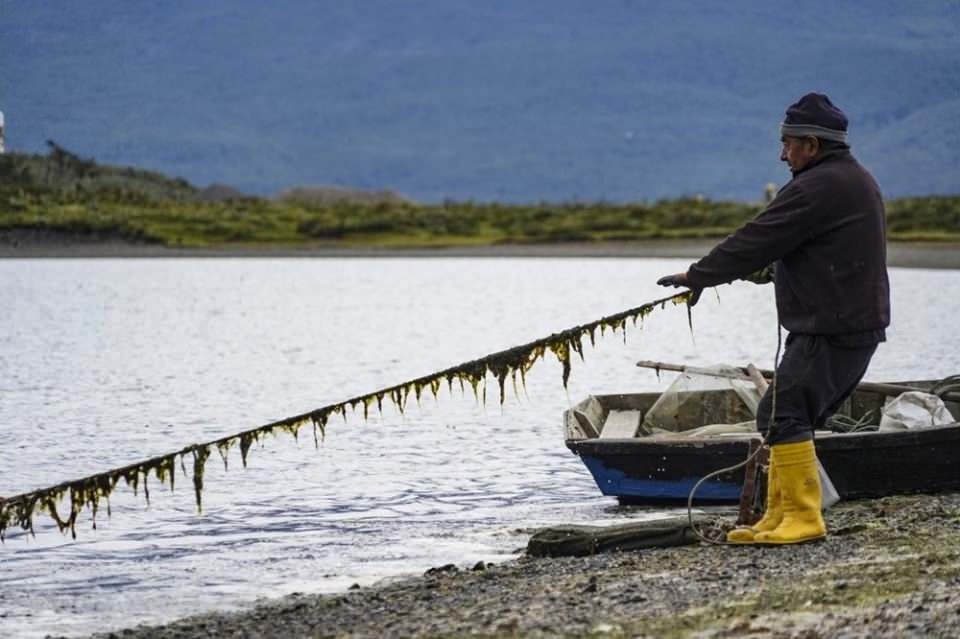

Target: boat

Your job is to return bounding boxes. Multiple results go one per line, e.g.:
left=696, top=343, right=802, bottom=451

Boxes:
left=563, top=362, right=960, bottom=505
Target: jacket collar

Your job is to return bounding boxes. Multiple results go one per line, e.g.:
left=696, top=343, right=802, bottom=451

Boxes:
left=792, top=147, right=852, bottom=177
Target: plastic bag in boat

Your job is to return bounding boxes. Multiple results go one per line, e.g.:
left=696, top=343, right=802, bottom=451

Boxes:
left=641, top=365, right=761, bottom=435
left=878, top=391, right=956, bottom=431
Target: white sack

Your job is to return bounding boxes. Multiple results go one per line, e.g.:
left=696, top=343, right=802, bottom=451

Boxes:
left=879, top=391, right=956, bottom=431
left=818, top=459, right=840, bottom=509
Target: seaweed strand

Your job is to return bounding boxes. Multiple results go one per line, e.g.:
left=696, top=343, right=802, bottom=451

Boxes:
left=0, top=291, right=692, bottom=540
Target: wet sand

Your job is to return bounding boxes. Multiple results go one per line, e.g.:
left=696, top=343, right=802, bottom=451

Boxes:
left=87, top=493, right=960, bottom=638
left=1, top=232, right=959, bottom=270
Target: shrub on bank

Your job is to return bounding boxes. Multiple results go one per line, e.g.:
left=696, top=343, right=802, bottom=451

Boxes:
left=1, top=149, right=958, bottom=247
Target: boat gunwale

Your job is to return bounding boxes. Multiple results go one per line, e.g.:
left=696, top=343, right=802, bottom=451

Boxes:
left=567, top=420, right=960, bottom=453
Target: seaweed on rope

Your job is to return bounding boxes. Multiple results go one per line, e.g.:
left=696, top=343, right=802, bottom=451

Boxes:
left=0, top=290, right=693, bottom=540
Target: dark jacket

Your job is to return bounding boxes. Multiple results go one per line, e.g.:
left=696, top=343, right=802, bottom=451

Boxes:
left=687, top=149, right=890, bottom=337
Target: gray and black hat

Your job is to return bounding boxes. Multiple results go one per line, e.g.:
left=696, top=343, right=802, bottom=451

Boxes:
left=780, top=93, right=848, bottom=143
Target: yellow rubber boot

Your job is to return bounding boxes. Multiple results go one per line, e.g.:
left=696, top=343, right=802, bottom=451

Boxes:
left=754, top=440, right=826, bottom=544
left=727, top=452, right=781, bottom=543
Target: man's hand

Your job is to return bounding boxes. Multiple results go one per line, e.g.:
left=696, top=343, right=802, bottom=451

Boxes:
left=656, top=273, right=689, bottom=288
left=657, top=272, right=703, bottom=306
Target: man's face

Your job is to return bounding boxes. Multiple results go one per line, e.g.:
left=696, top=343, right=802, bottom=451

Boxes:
left=780, top=136, right=819, bottom=173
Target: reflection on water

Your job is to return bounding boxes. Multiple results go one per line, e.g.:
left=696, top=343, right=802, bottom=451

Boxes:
left=0, top=258, right=954, bottom=637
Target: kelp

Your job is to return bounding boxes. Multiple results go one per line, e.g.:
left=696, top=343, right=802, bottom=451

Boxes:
left=0, top=290, right=693, bottom=540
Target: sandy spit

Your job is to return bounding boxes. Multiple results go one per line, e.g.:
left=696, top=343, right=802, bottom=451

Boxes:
left=85, top=493, right=960, bottom=639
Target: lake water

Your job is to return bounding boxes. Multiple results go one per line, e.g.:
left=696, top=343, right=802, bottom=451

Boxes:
left=0, top=257, right=955, bottom=638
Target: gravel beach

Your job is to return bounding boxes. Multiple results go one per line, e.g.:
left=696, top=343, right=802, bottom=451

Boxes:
left=88, top=492, right=960, bottom=639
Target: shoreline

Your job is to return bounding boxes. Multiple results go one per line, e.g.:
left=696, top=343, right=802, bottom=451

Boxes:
left=90, top=493, right=960, bottom=638
left=2, top=238, right=960, bottom=269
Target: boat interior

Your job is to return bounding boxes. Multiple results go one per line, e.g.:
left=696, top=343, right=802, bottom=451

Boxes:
left=564, top=374, right=960, bottom=443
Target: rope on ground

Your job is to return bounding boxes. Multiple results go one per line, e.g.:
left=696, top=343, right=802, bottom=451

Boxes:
left=0, top=290, right=694, bottom=541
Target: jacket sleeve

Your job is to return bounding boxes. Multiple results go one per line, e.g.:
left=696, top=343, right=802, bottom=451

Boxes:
left=686, top=182, right=815, bottom=288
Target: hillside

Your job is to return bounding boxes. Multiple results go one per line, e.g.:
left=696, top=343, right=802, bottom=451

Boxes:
left=0, top=2, right=957, bottom=202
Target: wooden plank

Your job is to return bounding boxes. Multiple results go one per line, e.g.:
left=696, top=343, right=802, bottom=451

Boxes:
left=736, top=441, right=768, bottom=526
left=566, top=409, right=599, bottom=439
left=599, top=410, right=642, bottom=439
left=565, top=395, right=605, bottom=439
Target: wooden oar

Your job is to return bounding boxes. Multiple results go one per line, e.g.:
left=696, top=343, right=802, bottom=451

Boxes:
left=745, top=363, right=769, bottom=394
left=636, top=359, right=960, bottom=402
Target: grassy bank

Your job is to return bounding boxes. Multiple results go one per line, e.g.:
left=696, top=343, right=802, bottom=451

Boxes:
left=2, top=148, right=958, bottom=248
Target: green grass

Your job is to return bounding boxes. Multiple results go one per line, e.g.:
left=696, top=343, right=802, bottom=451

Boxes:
left=2, top=149, right=958, bottom=248
left=885, top=195, right=960, bottom=241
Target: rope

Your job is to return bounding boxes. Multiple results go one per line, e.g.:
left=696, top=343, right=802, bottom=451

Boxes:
left=686, top=314, right=783, bottom=545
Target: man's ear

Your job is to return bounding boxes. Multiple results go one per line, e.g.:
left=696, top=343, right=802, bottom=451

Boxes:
left=805, top=136, right=820, bottom=157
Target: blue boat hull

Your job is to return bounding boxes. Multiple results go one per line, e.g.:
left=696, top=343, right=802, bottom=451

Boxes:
left=580, top=454, right=742, bottom=503
left=568, top=421, right=960, bottom=504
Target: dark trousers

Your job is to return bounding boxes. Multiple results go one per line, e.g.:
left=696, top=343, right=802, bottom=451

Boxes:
left=757, top=334, right=878, bottom=444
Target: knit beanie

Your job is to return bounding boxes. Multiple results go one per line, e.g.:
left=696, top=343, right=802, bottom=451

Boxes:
left=780, top=93, right=848, bottom=143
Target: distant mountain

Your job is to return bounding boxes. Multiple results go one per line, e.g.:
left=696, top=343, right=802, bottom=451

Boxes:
left=1, top=1, right=957, bottom=202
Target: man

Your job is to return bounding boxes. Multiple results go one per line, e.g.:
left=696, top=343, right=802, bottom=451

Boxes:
left=657, top=93, right=890, bottom=545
